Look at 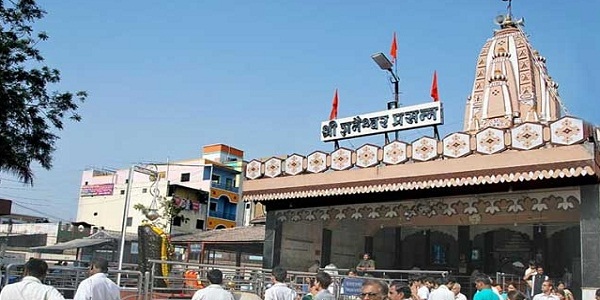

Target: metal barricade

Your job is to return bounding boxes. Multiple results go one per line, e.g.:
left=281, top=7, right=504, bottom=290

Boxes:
left=147, top=259, right=272, bottom=298
left=143, top=260, right=452, bottom=300
left=1, top=259, right=467, bottom=300
left=2, top=263, right=145, bottom=300
left=496, top=272, right=527, bottom=292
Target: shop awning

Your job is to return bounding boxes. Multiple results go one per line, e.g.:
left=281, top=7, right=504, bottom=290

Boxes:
left=30, top=238, right=112, bottom=253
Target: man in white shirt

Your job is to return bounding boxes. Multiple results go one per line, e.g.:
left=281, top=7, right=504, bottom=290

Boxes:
left=264, top=266, right=297, bottom=300
left=73, top=257, right=121, bottom=300
left=0, top=258, right=65, bottom=300
left=191, top=269, right=234, bottom=300
left=532, top=280, right=559, bottom=300
left=417, top=277, right=430, bottom=300
left=428, top=277, right=455, bottom=300
left=451, top=283, right=467, bottom=300
left=523, top=261, right=537, bottom=300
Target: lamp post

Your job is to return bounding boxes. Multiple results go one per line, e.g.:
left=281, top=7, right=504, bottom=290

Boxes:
left=371, top=52, right=400, bottom=141
left=117, top=165, right=159, bottom=286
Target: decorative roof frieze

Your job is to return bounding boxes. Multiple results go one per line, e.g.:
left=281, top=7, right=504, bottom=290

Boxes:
left=245, top=117, right=591, bottom=181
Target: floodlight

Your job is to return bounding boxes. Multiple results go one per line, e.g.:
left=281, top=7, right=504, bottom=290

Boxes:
left=371, top=52, right=393, bottom=70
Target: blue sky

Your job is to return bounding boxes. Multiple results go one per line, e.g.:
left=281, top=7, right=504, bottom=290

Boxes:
left=1, top=0, right=598, bottom=221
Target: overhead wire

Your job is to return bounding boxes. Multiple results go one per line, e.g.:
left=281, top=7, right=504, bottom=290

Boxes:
left=10, top=201, right=70, bottom=222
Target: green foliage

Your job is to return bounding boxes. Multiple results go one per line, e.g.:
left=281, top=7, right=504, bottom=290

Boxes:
left=0, top=0, right=87, bottom=184
left=133, top=196, right=190, bottom=230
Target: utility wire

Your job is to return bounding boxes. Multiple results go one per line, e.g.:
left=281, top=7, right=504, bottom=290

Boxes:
left=10, top=202, right=70, bottom=222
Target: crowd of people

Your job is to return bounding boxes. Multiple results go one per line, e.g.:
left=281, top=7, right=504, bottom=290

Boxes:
left=265, top=267, right=598, bottom=300
left=0, top=256, right=597, bottom=300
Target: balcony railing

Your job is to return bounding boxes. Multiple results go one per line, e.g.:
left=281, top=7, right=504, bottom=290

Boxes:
left=211, top=181, right=239, bottom=193
left=209, top=210, right=236, bottom=221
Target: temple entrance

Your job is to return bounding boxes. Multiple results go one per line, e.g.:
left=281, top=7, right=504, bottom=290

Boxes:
left=364, top=223, right=580, bottom=282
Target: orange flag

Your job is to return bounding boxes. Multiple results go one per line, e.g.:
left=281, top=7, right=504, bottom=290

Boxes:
left=430, top=71, right=439, bottom=102
left=329, top=89, right=339, bottom=120
left=390, top=32, right=398, bottom=64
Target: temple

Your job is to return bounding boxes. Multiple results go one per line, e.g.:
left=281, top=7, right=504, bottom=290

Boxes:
left=243, top=10, right=600, bottom=300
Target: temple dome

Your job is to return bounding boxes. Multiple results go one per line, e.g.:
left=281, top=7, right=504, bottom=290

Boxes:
left=463, top=14, right=563, bottom=132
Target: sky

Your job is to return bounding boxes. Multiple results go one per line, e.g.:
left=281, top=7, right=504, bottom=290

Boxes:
left=1, top=0, right=598, bottom=222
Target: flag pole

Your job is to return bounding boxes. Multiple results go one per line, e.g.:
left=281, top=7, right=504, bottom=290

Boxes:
left=430, top=70, right=441, bottom=140
left=390, top=32, right=399, bottom=141
left=329, top=89, right=340, bottom=150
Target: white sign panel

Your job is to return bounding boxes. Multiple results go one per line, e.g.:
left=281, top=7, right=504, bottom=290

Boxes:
left=134, top=166, right=158, bottom=176
left=321, top=102, right=443, bottom=142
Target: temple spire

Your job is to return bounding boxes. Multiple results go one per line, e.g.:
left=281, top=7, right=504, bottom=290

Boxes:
left=463, top=7, right=563, bottom=132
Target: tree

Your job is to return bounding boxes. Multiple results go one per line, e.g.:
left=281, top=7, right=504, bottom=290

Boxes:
left=0, top=0, right=87, bottom=184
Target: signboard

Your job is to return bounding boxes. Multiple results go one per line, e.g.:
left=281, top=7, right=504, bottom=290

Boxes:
left=134, top=166, right=158, bottom=176
left=80, top=183, right=114, bottom=197
left=321, top=101, right=443, bottom=142
left=341, top=277, right=365, bottom=296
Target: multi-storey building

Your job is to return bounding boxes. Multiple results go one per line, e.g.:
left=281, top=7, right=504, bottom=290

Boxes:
left=76, top=144, right=244, bottom=234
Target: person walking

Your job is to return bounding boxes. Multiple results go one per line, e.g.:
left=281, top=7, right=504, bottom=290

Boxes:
left=0, top=258, right=65, bottom=300
left=73, top=257, right=121, bottom=300
left=191, top=269, right=234, bottom=300
left=264, top=266, right=297, bottom=300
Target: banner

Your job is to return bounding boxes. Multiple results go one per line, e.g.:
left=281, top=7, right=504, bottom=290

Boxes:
left=80, top=183, right=114, bottom=197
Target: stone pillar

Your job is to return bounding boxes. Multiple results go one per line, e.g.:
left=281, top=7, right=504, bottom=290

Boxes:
left=458, top=226, right=470, bottom=274
left=263, top=210, right=282, bottom=268
left=364, top=236, right=373, bottom=256
left=394, top=227, right=402, bottom=268
left=580, top=184, right=600, bottom=300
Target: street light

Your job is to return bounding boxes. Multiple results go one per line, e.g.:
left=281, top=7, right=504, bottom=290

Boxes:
left=371, top=52, right=400, bottom=140
left=117, top=165, right=159, bottom=286
left=371, top=52, right=394, bottom=71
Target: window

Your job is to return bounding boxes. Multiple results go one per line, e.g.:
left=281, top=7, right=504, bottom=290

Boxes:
left=125, top=179, right=129, bottom=184
left=130, top=242, right=139, bottom=254
left=84, top=181, right=88, bottom=185
left=203, top=166, right=212, bottom=180
left=196, top=219, right=205, bottom=229
left=120, top=190, right=125, bottom=195
left=225, top=178, right=233, bottom=188
left=93, top=212, right=98, bottom=216
left=142, top=188, right=148, bottom=193
left=211, top=174, right=220, bottom=185
left=189, top=244, right=201, bottom=261
left=126, top=217, right=133, bottom=227
left=209, top=202, right=217, bottom=211
left=172, top=216, right=182, bottom=226
left=181, top=173, right=191, bottom=182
